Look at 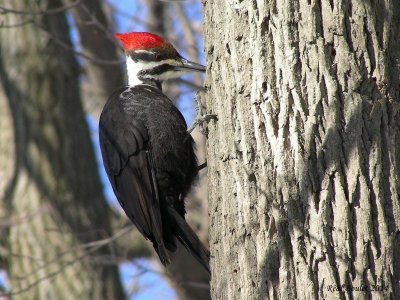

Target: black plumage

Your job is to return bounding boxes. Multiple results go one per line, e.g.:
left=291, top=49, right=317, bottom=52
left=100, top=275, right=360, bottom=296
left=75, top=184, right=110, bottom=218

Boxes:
left=99, top=84, right=210, bottom=273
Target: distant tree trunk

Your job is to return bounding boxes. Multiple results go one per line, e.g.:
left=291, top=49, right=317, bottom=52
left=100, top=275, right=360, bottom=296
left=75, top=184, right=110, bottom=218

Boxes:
left=64, top=0, right=123, bottom=118
left=204, top=1, right=400, bottom=299
left=0, top=81, right=14, bottom=270
left=0, top=0, right=125, bottom=298
left=64, top=0, right=153, bottom=259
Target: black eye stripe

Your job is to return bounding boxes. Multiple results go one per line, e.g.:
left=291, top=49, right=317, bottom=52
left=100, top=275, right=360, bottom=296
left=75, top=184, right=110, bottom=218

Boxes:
left=129, top=51, right=154, bottom=62
left=129, top=47, right=180, bottom=62
left=129, top=50, right=170, bottom=62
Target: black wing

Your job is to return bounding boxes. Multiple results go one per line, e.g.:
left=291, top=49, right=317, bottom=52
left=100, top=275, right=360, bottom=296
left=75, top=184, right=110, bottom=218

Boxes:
left=99, top=87, right=170, bottom=263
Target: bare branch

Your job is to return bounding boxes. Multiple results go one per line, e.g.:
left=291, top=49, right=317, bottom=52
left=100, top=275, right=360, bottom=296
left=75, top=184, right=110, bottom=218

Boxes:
left=0, top=206, right=49, bottom=229
left=64, top=0, right=125, bottom=116
left=106, top=2, right=150, bottom=29
left=173, top=3, right=204, bottom=87
left=0, top=0, right=81, bottom=15
left=0, top=226, right=131, bottom=298
left=0, top=19, right=33, bottom=28
left=174, top=3, right=201, bottom=61
left=34, top=19, right=123, bottom=65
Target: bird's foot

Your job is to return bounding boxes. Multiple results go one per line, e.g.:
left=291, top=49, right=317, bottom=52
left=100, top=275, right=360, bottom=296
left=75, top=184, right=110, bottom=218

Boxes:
left=197, top=162, right=207, bottom=171
left=186, top=89, right=218, bottom=136
left=187, top=113, right=218, bottom=135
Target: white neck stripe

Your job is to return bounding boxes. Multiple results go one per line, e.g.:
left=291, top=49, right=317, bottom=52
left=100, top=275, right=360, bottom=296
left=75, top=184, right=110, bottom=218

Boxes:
left=125, top=56, right=186, bottom=87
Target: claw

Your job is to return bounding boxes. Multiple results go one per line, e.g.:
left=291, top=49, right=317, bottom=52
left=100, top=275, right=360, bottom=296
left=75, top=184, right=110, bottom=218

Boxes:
left=187, top=114, right=218, bottom=135
left=186, top=89, right=218, bottom=139
left=197, top=162, right=207, bottom=171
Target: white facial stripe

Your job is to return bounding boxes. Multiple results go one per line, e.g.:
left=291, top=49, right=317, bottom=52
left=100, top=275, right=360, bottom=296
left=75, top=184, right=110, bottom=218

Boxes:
left=126, top=56, right=154, bottom=86
left=126, top=56, right=185, bottom=86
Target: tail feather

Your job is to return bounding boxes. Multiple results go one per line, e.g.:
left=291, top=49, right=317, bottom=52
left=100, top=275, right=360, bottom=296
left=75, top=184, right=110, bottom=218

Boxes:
left=167, top=206, right=210, bottom=274
left=151, top=238, right=170, bottom=265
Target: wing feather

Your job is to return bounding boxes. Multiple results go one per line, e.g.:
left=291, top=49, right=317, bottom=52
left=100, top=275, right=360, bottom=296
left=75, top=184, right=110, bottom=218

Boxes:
left=99, top=87, right=170, bottom=263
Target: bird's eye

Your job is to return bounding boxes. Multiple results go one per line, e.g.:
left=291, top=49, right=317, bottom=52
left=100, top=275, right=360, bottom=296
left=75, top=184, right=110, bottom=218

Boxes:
left=155, top=53, right=162, bottom=60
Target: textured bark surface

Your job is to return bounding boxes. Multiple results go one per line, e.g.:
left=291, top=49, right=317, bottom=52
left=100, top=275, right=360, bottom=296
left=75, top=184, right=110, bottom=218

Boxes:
left=0, top=0, right=125, bottom=298
left=0, top=82, right=14, bottom=269
left=203, top=0, right=400, bottom=299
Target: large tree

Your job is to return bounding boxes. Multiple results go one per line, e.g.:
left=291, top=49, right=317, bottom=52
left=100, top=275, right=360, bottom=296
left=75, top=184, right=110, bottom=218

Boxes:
left=204, top=0, right=400, bottom=299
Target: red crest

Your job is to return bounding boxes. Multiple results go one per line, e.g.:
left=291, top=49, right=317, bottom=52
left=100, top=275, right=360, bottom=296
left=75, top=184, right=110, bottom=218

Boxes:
left=114, top=32, right=166, bottom=51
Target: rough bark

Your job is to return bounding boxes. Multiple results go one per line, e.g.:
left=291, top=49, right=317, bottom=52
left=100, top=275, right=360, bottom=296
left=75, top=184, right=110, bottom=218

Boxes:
left=203, top=0, right=400, bottom=299
left=0, top=80, right=14, bottom=269
left=0, top=0, right=125, bottom=298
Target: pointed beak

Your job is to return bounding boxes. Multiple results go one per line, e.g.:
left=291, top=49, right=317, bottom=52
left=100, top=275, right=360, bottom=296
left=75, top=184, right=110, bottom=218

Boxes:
left=177, top=58, right=206, bottom=73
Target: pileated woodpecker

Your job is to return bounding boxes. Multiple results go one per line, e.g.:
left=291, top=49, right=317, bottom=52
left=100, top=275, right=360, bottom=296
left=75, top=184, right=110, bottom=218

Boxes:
left=99, top=32, right=209, bottom=273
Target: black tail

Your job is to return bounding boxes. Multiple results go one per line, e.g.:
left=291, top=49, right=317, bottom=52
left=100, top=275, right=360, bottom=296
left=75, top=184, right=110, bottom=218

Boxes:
left=152, top=237, right=171, bottom=265
left=167, top=206, right=210, bottom=274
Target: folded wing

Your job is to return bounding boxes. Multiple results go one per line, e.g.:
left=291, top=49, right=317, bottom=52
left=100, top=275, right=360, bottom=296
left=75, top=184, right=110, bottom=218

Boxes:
left=99, top=89, right=170, bottom=263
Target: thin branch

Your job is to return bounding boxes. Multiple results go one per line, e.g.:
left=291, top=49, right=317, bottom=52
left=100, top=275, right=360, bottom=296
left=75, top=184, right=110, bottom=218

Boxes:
left=0, top=0, right=82, bottom=16
left=0, top=206, right=49, bottom=229
left=33, top=20, right=124, bottom=65
left=130, top=260, right=210, bottom=290
left=9, top=226, right=133, bottom=281
left=0, top=19, right=33, bottom=28
left=0, top=226, right=132, bottom=298
left=174, top=3, right=201, bottom=61
left=76, top=3, right=117, bottom=46
left=0, top=18, right=123, bottom=64
left=105, top=1, right=150, bottom=29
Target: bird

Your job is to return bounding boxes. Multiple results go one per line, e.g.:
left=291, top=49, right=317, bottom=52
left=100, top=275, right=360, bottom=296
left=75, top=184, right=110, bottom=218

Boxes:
left=99, top=32, right=210, bottom=273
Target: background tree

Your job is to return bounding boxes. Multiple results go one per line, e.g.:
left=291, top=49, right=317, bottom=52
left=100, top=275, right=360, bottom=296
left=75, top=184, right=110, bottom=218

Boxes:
left=204, top=0, right=400, bottom=299
left=0, top=0, right=209, bottom=299
left=0, top=0, right=126, bottom=298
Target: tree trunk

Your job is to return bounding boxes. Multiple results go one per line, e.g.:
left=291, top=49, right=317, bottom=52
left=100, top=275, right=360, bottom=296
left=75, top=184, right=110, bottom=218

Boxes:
left=0, top=0, right=125, bottom=298
left=0, top=79, right=14, bottom=270
left=203, top=0, right=400, bottom=299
